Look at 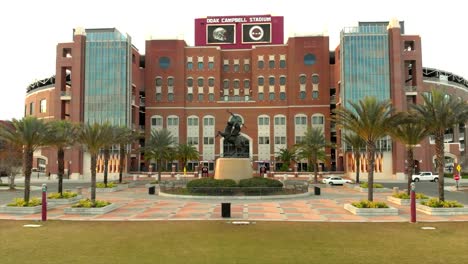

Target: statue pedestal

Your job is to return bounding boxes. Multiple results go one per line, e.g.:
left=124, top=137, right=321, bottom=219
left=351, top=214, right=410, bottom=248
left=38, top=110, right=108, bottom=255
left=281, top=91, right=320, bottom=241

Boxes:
left=214, top=158, right=253, bottom=182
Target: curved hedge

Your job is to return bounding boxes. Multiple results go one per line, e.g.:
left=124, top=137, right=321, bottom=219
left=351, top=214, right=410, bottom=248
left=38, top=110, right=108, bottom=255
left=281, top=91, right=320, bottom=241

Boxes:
left=238, top=177, right=283, bottom=188
left=187, top=178, right=237, bottom=188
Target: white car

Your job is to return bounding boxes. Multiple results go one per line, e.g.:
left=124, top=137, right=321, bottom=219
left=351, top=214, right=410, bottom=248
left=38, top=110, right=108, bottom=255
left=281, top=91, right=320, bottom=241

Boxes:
left=322, top=176, right=352, bottom=185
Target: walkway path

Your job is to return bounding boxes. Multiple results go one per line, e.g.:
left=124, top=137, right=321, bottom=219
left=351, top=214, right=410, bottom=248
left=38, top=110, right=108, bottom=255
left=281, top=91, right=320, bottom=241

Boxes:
left=1, top=184, right=467, bottom=222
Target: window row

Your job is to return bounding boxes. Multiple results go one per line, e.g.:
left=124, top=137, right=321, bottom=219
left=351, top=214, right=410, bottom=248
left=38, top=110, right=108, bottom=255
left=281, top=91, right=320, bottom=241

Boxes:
left=299, top=74, right=320, bottom=85
left=257, top=76, right=287, bottom=86
left=223, top=59, right=250, bottom=73
left=151, top=116, right=215, bottom=127
left=187, top=77, right=215, bottom=87
left=187, top=56, right=215, bottom=71
left=25, top=99, right=47, bottom=116
left=256, top=55, right=287, bottom=70
left=155, top=76, right=174, bottom=87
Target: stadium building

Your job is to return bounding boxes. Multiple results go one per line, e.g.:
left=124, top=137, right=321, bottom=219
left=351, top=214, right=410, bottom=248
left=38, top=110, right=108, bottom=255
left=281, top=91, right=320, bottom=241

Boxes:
left=24, top=15, right=468, bottom=179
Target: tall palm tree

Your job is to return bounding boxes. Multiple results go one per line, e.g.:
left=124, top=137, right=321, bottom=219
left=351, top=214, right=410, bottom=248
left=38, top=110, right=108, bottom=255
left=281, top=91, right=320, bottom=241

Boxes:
left=295, top=127, right=330, bottom=183
left=333, top=97, right=394, bottom=201
left=100, top=123, right=115, bottom=187
left=176, top=143, right=199, bottom=174
left=77, top=123, right=108, bottom=204
left=275, top=147, right=296, bottom=172
left=388, top=112, right=430, bottom=195
left=342, top=132, right=366, bottom=184
left=47, top=120, right=77, bottom=195
left=0, top=117, right=49, bottom=204
left=143, top=129, right=175, bottom=182
left=411, top=89, right=468, bottom=201
left=114, top=126, right=139, bottom=183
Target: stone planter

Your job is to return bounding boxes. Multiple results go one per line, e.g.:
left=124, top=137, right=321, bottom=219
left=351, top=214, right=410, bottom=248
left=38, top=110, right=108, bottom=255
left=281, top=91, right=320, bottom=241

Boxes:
left=345, top=184, right=391, bottom=193
left=47, top=195, right=83, bottom=205
left=344, top=203, right=398, bottom=216
left=64, top=203, right=119, bottom=215
left=93, top=184, right=128, bottom=193
left=386, top=196, right=429, bottom=206
left=416, top=204, right=468, bottom=215
left=0, top=204, right=50, bottom=214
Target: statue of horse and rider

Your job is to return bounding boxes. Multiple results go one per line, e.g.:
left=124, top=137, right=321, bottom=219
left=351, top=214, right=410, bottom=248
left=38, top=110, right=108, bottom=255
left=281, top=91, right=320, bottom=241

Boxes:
left=217, top=111, right=249, bottom=158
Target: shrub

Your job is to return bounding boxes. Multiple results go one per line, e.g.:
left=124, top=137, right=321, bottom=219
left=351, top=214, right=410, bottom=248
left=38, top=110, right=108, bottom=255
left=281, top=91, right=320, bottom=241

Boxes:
left=187, top=178, right=237, bottom=188
left=96, top=182, right=117, bottom=188
left=238, top=177, right=283, bottom=188
left=48, top=192, right=78, bottom=199
left=421, top=198, right=463, bottom=208
left=72, top=199, right=111, bottom=208
left=360, top=182, right=384, bottom=188
left=351, top=200, right=389, bottom=208
left=392, top=192, right=428, bottom=199
left=150, top=180, right=159, bottom=184
left=7, top=197, right=41, bottom=207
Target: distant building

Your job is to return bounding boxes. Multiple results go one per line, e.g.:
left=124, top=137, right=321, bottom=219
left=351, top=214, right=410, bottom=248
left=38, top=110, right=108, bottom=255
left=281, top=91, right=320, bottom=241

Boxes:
left=24, top=16, right=468, bottom=179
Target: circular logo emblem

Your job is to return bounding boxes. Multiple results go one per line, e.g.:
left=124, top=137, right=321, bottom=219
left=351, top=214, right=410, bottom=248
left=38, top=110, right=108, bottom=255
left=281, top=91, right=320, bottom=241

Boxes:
left=249, top=26, right=264, bottom=41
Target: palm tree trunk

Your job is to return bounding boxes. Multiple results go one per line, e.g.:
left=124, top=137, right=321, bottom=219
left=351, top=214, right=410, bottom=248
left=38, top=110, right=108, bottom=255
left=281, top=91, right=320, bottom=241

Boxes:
left=157, top=159, right=162, bottom=182
left=103, top=148, right=110, bottom=186
left=312, top=157, right=318, bottom=183
left=435, top=131, right=445, bottom=201
left=355, top=152, right=361, bottom=184
left=406, top=147, right=415, bottom=195
left=119, top=144, right=125, bottom=183
left=90, top=155, right=97, bottom=204
left=57, top=147, right=65, bottom=195
left=367, top=142, right=376, bottom=201
left=9, top=173, right=15, bottom=190
left=23, top=149, right=33, bottom=204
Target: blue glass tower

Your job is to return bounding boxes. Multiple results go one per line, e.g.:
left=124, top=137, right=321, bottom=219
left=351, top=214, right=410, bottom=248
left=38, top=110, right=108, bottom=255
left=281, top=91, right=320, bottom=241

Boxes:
left=340, top=25, right=390, bottom=109
left=84, top=28, right=132, bottom=126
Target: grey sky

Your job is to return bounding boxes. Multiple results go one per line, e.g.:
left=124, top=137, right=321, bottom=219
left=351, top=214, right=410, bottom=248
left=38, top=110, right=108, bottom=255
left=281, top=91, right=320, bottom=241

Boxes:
left=0, top=0, right=466, bottom=120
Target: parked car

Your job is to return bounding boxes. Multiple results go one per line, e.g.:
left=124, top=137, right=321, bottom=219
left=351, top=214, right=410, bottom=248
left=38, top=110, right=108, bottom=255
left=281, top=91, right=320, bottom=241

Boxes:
left=412, top=172, right=439, bottom=182
left=322, top=176, right=352, bottom=185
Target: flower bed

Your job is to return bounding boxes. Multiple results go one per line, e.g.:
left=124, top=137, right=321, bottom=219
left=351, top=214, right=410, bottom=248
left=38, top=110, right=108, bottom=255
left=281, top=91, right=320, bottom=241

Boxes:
left=47, top=192, right=82, bottom=205
left=64, top=199, right=119, bottom=215
left=93, top=182, right=129, bottom=192
left=0, top=198, right=46, bottom=214
left=344, top=200, right=398, bottom=216
left=416, top=198, right=468, bottom=215
left=387, top=193, right=429, bottom=205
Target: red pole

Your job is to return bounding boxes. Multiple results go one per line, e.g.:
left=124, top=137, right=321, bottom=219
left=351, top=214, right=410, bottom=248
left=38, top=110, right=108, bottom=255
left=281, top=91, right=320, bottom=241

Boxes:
left=41, top=184, right=47, bottom=221
left=410, top=182, right=416, bottom=223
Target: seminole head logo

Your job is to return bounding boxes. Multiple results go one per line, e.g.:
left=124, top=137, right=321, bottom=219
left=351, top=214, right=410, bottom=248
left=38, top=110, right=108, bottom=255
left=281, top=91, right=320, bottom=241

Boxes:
left=249, top=26, right=264, bottom=41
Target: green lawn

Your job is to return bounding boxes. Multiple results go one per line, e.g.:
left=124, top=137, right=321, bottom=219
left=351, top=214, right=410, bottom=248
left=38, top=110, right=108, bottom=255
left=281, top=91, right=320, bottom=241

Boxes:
left=1, top=221, right=467, bottom=264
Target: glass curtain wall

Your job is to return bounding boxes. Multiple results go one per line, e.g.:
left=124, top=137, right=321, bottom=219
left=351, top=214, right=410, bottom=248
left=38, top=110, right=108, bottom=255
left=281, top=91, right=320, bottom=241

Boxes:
left=84, top=28, right=131, bottom=126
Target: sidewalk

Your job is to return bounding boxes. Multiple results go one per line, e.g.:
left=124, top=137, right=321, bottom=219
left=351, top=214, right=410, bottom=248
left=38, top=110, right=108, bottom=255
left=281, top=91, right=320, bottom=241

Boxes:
left=1, top=185, right=467, bottom=222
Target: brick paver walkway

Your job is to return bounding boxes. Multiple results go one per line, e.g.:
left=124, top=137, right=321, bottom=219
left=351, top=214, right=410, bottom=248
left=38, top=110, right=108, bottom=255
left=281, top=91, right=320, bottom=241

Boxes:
left=1, top=184, right=467, bottom=222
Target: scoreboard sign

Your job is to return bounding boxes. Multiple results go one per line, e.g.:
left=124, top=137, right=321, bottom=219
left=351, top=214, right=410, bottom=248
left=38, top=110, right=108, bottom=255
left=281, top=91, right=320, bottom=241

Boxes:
left=195, top=15, right=284, bottom=49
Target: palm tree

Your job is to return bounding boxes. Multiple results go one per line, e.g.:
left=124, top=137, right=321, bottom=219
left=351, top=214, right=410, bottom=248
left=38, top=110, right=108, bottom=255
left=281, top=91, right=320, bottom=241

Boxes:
left=143, top=129, right=175, bottom=182
left=47, top=120, right=77, bottom=195
left=77, top=123, right=109, bottom=204
left=0, top=117, right=49, bottom=204
left=114, top=126, right=139, bottom=183
left=342, top=132, right=366, bottom=184
left=176, top=143, right=199, bottom=174
left=388, top=112, right=430, bottom=195
left=295, top=127, right=330, bottom=183
left=275, top=147, right=296, bottom=171
left=100, top=123, right=115, bottom=187
left=411, top=90, right=468, bottom=201
left=333, top=97, right=394, bottom=201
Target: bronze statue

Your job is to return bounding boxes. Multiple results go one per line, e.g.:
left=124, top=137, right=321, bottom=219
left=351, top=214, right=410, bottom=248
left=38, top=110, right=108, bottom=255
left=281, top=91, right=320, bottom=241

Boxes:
left=217, top=111, right=249, bottom=157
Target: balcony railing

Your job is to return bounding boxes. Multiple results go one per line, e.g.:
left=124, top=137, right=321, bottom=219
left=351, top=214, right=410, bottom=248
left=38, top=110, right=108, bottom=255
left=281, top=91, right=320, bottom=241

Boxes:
left=404, top=85, right=417, bottom=92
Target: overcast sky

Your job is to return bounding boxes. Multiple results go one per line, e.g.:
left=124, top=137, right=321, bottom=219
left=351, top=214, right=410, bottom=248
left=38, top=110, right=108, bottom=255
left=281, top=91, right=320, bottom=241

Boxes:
left=0, top=0, right=466, bottom=120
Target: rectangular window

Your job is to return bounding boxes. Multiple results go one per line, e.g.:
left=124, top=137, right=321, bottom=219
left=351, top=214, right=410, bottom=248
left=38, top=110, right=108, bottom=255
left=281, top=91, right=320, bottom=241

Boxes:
left=274, top=116, right=285, bottom=125
left=39, top=99, right=46, bottom=113
left=188, top=118, right=198, bottom=126
left=259, top=136, right=270, bottom=144
left=269, top=60, right=275, bottom=69
left=280, top=92, right=286, bottom=100
left=223, top=80, right=229, bottom=89
left=223, top=64, right=229, bottom=72
left=204, top=117, right=214, bottom=126
left=156, top=93, right=162, bottom=101
left=208, top=62, right=214, bottom=69
left=187, top=62, right=193, bottom=70
left=258, top=92, right=264, bottom=101
left=168, top=117, right=178, bottom=126
left=257, top=60, right=264, bottom=69
left=208, top=93, right=214, bottom=101
left=208, top=78, right=214, bottom=87
left=279, top=59, right=286, bottom=68
left=198, top=62, right=203, bottom=70
left=29, top=102, right=34, bottom=115
left=167, top=77, right=174, bottom=87
left=188, top=137, right=199, bottom=145
left=295, top=136, right=305, bottom=144
left=244, top=63, right=250, bottom=72
left=187, top=78, right=193, bottom=87
left=269, top=76, right=275, bottom=86
left=312, top=91, right=319, bottom=99
left=280, top=76, right=286, bottom=85
left=233, top=64, right=239, bottom=72
left=295, top=116, right=306, bottom=125
left=258, top=77, right=264, bottom=86
left=204, top=137, right=214, bottom=145
left=243, top=80, right=250, bottom=88
left=198, top=78, right=204, bottom=87
left=258, top=117, right=269, bottom=125
left=168, top=93, right=174, bottom=101
left=312, top=116, right=324, bottom=124
left=198, top=94, right=204, bottom=101
left=275, top=136, right=286, bottom=144
left=269, top=93, right=275, bottom=100
left=233, top=80, right=240, bottom=88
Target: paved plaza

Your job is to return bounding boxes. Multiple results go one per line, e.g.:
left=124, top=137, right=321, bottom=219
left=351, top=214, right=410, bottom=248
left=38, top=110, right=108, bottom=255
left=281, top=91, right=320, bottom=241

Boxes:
left=1, top=179, right=467, bottom=222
